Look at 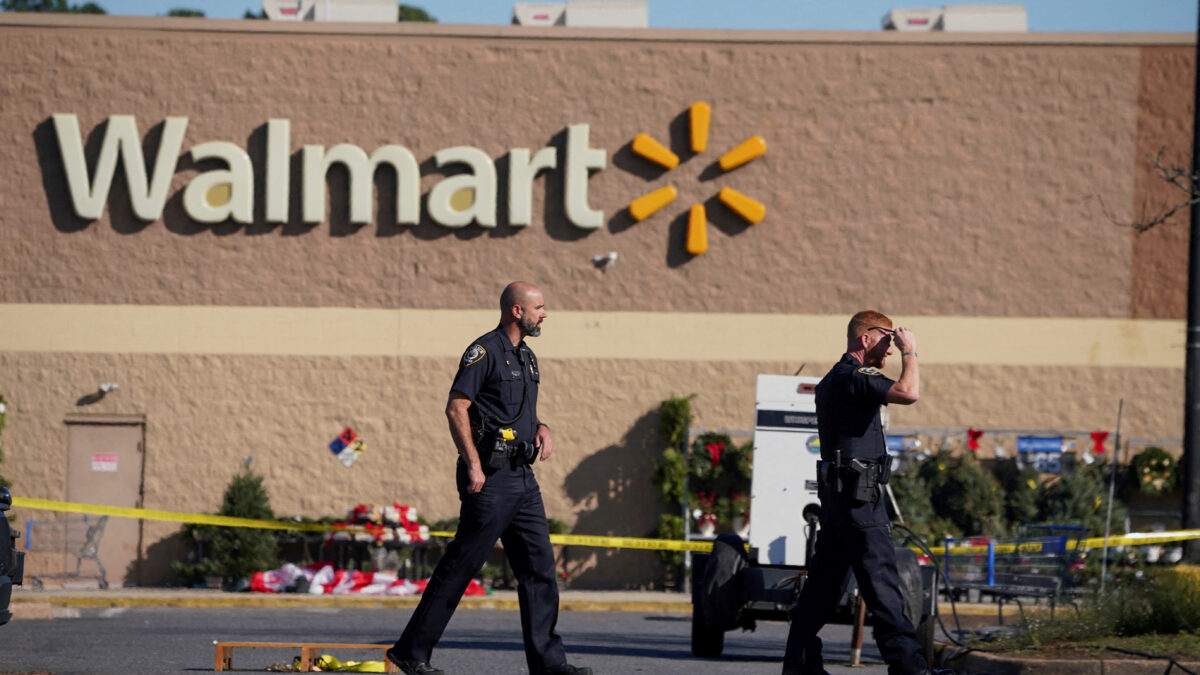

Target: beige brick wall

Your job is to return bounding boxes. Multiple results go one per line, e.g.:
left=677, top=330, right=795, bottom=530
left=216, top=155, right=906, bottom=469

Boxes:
left=0, top=20, right=1185, bottom=318
left=0, top=17, right=1192, bottom=587
left=0, top=351, right=1182, bottom=586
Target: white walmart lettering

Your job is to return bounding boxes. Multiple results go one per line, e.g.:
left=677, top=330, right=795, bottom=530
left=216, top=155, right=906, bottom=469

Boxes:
left=51, top=114, right=607, bottom=229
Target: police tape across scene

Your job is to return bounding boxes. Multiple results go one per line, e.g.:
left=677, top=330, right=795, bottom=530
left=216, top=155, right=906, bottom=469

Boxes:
left=10, top=497, right=717, bottom=552
left=12, top=496, right=1200, bottom=554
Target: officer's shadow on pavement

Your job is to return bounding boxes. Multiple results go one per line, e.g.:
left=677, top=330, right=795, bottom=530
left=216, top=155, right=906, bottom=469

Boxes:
left=562, top=410, right=665, bottom=590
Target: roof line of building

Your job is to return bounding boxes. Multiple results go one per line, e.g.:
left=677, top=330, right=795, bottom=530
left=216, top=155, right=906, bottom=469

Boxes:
left=0, top=13, right=1192, bottom=47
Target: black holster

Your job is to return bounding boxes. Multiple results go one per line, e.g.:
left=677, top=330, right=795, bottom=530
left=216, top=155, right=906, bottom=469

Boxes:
left=846, top=459, right=880, bottom=501
left=819, top=457, right=887, bottom=501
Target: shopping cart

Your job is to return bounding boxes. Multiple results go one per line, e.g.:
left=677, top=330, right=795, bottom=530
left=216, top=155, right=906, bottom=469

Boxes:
left=24, top=514, right=109, bottom=589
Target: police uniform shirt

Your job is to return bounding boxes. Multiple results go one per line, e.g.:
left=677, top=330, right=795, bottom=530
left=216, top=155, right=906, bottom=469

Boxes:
left=451, top=326, right=541, bottom=445
left=815, top=353, right=892, bottom=463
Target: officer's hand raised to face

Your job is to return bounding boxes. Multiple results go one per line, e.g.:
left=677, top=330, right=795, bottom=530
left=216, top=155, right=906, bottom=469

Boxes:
left=892, top=326, right=917, bottom=354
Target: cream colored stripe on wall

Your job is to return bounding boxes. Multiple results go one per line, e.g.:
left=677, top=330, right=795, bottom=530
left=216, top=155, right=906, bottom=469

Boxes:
left=0, top=304, right=1183, bottom=368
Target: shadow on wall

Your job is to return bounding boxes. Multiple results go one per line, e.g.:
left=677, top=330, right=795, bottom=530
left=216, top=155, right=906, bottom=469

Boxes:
left=562, top=409, right=667, bottom=589
left=138, top=531, right=189, bottom=587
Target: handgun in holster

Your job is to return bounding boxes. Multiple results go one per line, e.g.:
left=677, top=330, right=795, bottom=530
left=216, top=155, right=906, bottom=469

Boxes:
left=846, top=459, right=880, bottom=501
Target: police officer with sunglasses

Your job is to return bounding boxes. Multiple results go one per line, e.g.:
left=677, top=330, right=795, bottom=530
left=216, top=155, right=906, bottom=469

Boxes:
left=782, top=310, right=926, bottom=675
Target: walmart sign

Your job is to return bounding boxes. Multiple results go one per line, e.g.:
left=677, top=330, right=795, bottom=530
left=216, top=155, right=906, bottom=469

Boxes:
left=51, top=114, right=607, bottom=229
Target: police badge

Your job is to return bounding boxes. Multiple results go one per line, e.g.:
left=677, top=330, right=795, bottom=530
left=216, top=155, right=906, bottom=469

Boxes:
left=462, top=344, right=486, bottom=366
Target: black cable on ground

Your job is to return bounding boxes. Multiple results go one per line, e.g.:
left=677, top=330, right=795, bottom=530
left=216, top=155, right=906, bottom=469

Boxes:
left=892, top=523, right=975, bottom=649
left=1082, top=645, right=1198, bottom=675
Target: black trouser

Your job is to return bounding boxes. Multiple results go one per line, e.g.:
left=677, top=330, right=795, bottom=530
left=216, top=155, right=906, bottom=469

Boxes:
left=393, top=459, right=567, bottom=672
left=782, top=486, right=926, bottom=675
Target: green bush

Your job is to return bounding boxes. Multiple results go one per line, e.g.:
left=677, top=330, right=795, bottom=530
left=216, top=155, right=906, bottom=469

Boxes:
left=654, top=513, right=684, bottom=566
left=172, top=467, right=278, bottom=588
left=652, top=447, right=687, bottom=505
left=917, top=450, right=1005, bottom=536
left=652, top=395, right=693, bottom=573
left=990, top=459, right=1039, bottom=532
left=890, top=468, right=959, bottom=544
left=995, top=567, right=1200, bottom=649
left=1037, top=463, right=1118, bottom=536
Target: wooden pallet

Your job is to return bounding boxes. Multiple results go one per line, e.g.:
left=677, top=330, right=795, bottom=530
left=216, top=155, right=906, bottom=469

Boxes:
left=213, top=641, right=396, bottom=672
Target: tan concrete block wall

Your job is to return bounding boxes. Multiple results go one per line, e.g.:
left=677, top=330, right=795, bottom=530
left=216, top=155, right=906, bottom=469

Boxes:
left=0, top=351, right=1180, bottom=586
left=0, top=19, right=1192, bottom=587
left=1131, top=46, right=1193, bottom=319
left=0, top=23, right=1180, bottom=319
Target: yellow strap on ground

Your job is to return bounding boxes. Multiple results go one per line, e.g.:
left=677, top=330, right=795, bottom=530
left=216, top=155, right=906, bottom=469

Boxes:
left=11, top=497, right=714, bottom=552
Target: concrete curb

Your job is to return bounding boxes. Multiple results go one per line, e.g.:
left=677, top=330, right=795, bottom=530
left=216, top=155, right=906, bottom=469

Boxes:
left=11, top=590, right=995, bottom=617
left=10, top=589, right=695, bottom=613
left=938, top=646, right=1200, bottom=674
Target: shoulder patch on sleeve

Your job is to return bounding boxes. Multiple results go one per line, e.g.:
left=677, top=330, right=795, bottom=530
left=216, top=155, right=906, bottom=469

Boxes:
left=462, top=344, right=486, bottom=367
left=857, top=367, right=882, bottom=376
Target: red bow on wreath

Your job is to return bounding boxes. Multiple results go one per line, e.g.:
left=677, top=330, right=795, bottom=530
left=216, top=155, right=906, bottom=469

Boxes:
left=966, top=428, right=984, bottom=452
left=705, top=442, right=724, bottom=469
left=1090, top=431, right=1109, bottom=454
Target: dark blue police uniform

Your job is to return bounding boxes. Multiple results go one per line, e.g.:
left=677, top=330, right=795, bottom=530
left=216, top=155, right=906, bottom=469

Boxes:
left=782, top=353, right=927, bottom=675
left=392, top=326, right=568, bottom=672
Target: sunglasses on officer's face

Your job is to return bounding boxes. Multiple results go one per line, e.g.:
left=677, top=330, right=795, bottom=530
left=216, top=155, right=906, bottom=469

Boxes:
left=868, top=326, right=895, bottom=337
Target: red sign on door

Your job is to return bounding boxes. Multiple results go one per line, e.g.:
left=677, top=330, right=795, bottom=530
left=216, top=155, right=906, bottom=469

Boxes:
left=91, top=453, right=118, bottom=472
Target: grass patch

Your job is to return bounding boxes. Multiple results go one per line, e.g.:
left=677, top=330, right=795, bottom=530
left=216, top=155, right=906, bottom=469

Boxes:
left=970, top=566, right=1200, bottom=660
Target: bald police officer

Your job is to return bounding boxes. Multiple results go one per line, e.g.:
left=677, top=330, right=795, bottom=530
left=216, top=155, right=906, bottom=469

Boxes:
left=782, top=310, right=927, bottom=675
left=387, top=282, right=591, bottom=675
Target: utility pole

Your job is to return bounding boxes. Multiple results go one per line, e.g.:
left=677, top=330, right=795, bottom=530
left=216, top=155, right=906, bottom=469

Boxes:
left=1184, top=0, right=1200, bottom=563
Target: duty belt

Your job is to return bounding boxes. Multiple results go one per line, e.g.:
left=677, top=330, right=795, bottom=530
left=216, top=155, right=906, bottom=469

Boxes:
left=816, top=456, right=892, bottom=498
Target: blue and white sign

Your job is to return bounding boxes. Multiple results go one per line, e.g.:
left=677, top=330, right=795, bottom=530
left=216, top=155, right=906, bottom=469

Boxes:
left=1017, top=436, right=1063, bottom=473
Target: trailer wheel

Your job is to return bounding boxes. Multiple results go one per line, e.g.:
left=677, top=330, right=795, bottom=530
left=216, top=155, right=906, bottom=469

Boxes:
left=916, top=613, right=934, bottom=665
left=701, top=534, right=747, bottom=631
left=691, top=599, right=725, bottom=657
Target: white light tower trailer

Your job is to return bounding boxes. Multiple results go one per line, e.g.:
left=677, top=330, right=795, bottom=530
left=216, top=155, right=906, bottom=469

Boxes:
left=689, top=374, right=935, bottom=661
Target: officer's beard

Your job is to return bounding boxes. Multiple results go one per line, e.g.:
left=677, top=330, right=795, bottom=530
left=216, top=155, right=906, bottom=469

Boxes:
left=520, top=315, right=542, bottom=338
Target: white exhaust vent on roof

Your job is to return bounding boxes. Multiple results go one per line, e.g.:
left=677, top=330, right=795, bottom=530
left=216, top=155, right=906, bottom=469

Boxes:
left=263, top=0, right=399, bottom=23
left=512, top=1, right=647, bottom=28
left=883, top=4, right=1028, bottom=32
left=513, top=3, right=567, bottom=26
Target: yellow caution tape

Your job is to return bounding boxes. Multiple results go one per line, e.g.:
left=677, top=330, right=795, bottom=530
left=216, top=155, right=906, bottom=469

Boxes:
left=12, top=497, right=364, bottom=533
left=1080, top=530, right=1200, bottom=549
left=11, top=497, right=714, bottom=552
left=936, top=530, right=1200, bottom=556
left=31, top=495, right=1196, bottom=556
left=546, top=533, right=716, bottom=553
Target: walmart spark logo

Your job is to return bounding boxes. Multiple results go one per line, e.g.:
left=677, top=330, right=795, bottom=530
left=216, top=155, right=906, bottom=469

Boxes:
left=627, top=102, right=767, bottom=256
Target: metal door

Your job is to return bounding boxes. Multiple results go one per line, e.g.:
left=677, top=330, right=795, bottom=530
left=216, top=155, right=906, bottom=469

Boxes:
left=65, top=416, right=145, bottom=587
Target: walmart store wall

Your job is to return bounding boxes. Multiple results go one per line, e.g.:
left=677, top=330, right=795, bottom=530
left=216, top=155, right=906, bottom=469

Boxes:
left=0, top=16, right=1191, bottom=586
